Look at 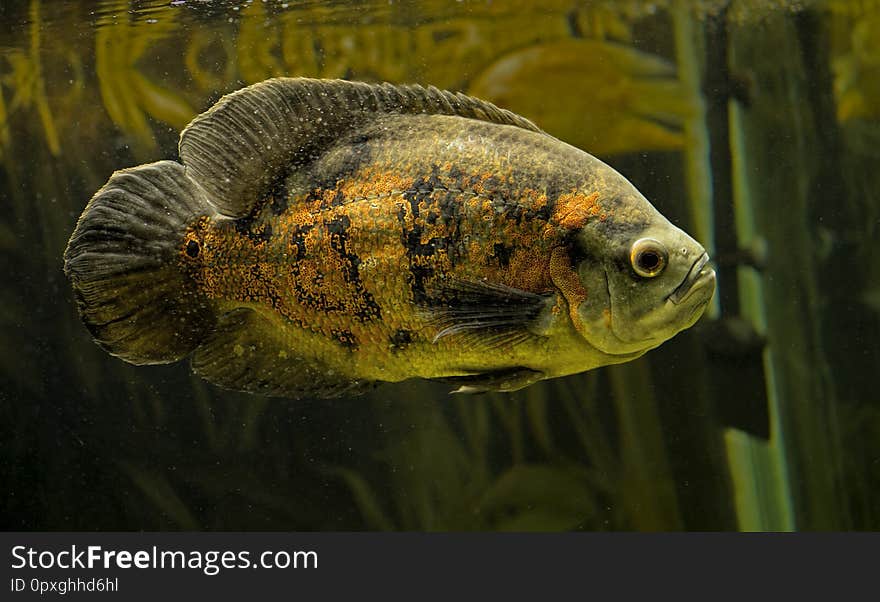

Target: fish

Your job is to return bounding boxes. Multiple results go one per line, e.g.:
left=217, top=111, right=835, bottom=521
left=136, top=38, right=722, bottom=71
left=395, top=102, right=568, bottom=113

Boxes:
left=63, top=77, right=715, bottom=398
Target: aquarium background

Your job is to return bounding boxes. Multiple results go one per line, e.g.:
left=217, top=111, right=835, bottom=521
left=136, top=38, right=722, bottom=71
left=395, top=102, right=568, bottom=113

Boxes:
left=1, top=0, right=878, bottom=531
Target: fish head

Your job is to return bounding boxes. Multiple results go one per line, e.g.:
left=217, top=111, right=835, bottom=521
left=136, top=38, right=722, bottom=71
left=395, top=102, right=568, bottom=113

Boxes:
left=557, top=170, right=716, bottom=358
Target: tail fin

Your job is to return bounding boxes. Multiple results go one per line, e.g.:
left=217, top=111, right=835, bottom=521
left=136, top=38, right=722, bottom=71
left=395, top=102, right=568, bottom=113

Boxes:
left=64, top=160, right=216, bottom=365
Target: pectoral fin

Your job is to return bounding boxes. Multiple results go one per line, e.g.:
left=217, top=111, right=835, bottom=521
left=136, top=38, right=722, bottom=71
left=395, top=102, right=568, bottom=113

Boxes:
left=191, top=308, right=371, bottom=399
left=420, top=277, right=556, bottom=350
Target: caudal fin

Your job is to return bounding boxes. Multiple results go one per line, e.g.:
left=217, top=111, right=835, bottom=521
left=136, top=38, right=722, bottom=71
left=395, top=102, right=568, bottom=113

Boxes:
left=63, top=160, right=216, bottom=365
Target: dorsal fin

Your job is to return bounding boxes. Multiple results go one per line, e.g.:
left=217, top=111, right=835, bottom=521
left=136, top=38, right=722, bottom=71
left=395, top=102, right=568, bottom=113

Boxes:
left=178, top=77, right=543, bottom=217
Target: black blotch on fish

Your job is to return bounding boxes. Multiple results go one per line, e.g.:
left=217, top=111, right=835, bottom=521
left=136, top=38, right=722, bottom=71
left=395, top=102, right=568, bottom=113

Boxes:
left=267, top=176, right=290, bottom=216
left=403, top=228, right=439, bottom=258
left=256, top=223, right=273, bottom=243
left=396, top=189, right=441, bottom=303
left=288, top=223, right=313, bottom=260
left=330, top=328, right=358, bottom=350
left=398, top=169, right=467, bottom=279
left=288, top=225, right=348, bottom=314
left=445, top=164, right=465, bottom=183
left=270, top=195, right=288, bottom=216
left=420, top=168, right=448, bottom=195
left=491, top=242, right=514, bottom=268
left=326, top=214, right=383, bottom=322
left=234, top=216, right=273, bottom=244
left=561, top=230, right=589, bottom=266
left=389, top=329, right=414, bottom=351
left=531, top=204, right=553, bottom=222
left=408, top=265, right=435, bottom=304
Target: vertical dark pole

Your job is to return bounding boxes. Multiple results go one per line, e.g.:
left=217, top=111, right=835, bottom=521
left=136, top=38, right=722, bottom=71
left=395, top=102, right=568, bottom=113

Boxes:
left=696, top=4, right=772, bottom=440
left=703, top=5, right=740, bottom=317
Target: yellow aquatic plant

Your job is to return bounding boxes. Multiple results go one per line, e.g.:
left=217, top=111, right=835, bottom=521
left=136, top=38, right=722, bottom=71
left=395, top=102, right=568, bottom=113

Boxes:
left=832, top=12, right=880, bottom=122
left=238, top=1, right=288, bottom=84
left=574, top=4, right=634, bottom=41
left=0, top=81, right=9, bottom=161
left=1, top=0, right=60, bottom=157
left=94, top=0, right=195, bottom=154
left=203, top=0, right=687, bottom=158
left=468, top=39, right=695, bottom=157
left=185, top=31, right=236, bottom=93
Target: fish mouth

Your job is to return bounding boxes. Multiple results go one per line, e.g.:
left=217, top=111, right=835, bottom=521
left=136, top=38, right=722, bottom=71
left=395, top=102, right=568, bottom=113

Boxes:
left=668, top=252, right=714, bottom=305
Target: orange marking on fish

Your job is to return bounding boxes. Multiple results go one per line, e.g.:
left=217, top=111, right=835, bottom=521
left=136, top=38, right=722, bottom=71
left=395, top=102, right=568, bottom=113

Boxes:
left=553, top=191, right=602, bottom=230
left=336, top=167, right=415, bottom=201
left=525, top=189, right=549, bottom=210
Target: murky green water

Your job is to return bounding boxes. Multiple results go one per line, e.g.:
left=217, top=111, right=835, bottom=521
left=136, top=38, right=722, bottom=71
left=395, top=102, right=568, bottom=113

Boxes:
left=1, top=0, right=878, bottom=531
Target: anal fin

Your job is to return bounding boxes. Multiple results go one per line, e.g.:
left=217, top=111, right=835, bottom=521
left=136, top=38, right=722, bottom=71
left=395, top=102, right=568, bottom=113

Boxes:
left=191, top=308, right=371, bottom=399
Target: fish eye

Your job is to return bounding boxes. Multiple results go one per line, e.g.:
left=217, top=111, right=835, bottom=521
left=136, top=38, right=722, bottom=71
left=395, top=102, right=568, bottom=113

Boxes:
left=185, top=239, right=200, bottom=258
left=630, top=238, right=668, bottom=278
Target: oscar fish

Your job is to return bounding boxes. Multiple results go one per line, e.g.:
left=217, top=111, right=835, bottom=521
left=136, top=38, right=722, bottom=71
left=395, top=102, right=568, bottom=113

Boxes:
left=63, top=78, right=715, bottom=398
